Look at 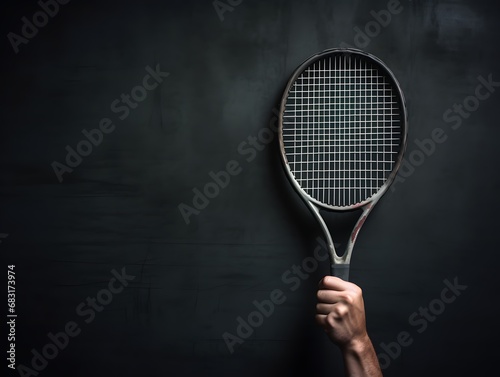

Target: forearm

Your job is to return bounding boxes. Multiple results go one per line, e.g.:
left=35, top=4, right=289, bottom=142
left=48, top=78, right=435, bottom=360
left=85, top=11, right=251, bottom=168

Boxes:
left=341, top=336, right=383, bottom=377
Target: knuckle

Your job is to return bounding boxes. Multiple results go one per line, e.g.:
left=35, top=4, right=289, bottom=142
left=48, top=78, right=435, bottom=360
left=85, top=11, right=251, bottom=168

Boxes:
left=333, top=304, right=349, bottom=318
left=355, top=285, right=363, bottom=296
left=342, top=293, right=354, bottom=305
left=316, top=290, right=324, bottom=301
left=326, top=313, right=337, bottom=328
left=317, top=289, right=330, bottom=302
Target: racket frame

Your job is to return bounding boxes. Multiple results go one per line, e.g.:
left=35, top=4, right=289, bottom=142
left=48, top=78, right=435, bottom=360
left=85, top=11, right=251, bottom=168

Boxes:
left=278, top=48, right=408, bottom=280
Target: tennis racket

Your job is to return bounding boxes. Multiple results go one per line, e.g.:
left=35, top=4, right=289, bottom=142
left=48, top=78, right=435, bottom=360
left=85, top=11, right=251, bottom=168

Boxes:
left=278, top=48, right=408, bottom=281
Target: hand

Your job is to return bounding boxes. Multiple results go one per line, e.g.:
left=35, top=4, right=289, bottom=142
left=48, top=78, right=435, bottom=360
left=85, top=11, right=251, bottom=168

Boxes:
left=315, top=276, right=369, bottom=351
left=316, top=276, right=383, bottom=377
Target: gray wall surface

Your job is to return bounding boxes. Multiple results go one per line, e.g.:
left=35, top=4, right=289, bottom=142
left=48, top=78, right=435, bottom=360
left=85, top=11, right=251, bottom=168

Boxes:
left=1, top=0, right=499, bottom=376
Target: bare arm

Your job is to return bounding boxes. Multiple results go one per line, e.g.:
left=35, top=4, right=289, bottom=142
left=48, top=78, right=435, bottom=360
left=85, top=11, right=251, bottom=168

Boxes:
left=316, top=276, right=383, bottom=377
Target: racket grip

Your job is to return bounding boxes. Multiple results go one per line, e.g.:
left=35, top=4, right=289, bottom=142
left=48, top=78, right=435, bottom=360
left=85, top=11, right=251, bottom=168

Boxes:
left=331, top=264, right=350, bottom=281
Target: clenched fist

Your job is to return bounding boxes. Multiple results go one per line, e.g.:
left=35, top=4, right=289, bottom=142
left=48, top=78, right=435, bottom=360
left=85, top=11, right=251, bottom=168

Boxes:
left=316, top=276, right=383, bottom=377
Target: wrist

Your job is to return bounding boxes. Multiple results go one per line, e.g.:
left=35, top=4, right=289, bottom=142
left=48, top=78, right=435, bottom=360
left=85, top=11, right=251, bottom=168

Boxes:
left=341, top=333, right=373, bottom=355
left=342, top=334, right=383, bottom=377
left=340, top=333, right=383, bottom=377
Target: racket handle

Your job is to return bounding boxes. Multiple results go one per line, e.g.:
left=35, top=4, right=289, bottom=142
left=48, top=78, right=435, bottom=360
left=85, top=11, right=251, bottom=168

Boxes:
left=331, top=264, right=350, bottom=281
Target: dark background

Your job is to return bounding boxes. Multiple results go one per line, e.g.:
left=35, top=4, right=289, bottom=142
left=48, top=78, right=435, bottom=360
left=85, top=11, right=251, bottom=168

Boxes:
left=1, top=0, right=499, bottom=376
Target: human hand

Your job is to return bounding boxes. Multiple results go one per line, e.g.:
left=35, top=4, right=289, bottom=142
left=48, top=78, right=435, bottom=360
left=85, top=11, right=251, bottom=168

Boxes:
left=315, top=276, right=383, bottom=376
left=315, top=276, right=370, bottom=351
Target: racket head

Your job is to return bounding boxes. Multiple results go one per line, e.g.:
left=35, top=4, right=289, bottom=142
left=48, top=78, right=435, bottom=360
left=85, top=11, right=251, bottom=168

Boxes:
left=279, top=48, right=408, bottom=211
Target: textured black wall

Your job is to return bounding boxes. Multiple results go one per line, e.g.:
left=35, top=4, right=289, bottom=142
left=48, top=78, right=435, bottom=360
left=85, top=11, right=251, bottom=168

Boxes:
left=1, top=1, right=499, bottom=376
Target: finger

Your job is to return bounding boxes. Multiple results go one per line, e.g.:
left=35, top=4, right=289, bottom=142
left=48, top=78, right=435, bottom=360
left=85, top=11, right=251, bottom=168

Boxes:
left=319, top=275, right=350, bottom=290
left=316, top=288, right=345, bottom=304
left=315, top=313, right=328, bottom=327
left=316, top=303, right=335, bottom=315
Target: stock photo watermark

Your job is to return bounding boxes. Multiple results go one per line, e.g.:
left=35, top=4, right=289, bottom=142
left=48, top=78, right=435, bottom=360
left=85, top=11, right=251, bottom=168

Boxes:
left=179, top=1, right=405, bottom=225
left=376, top=276, right=468, bottom=370
left=391, top=73, right=500, bottom=192
left=15, top=267, right=135, bottom=376
left=340, top=0, right=404, bottom=50
left=6, top=264, right=16, bottom=371
left=213, top=0, right=243, bottom=22
left=51, top=64, right=169, bottom=183
left=178, top=107, right=280, bottom=224
left=7, top=0, right=72, bottom=54
left=222, top=238, right=332, bottom=354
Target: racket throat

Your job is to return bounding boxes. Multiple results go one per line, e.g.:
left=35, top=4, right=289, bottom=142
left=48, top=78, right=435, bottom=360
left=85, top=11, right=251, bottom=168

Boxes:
left=306, top=201, right=376, bottom=281
left=306, top=201, right=353, bottom=265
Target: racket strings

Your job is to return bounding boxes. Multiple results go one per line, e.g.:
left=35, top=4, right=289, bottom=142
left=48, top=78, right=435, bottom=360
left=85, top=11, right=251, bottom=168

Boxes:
left=282, top=54, right=402, bottom=207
